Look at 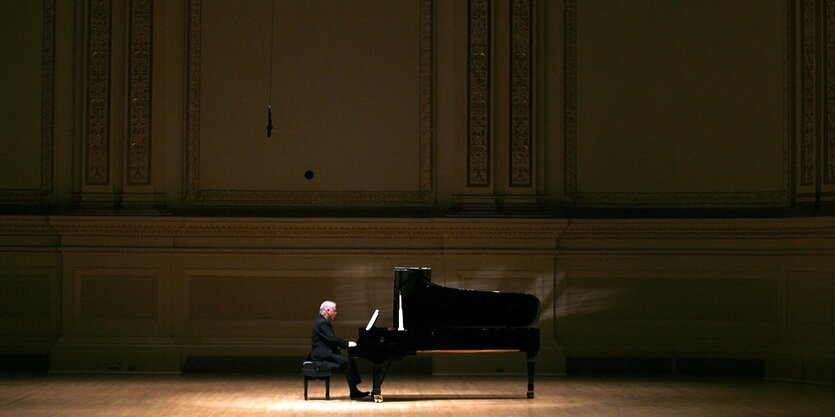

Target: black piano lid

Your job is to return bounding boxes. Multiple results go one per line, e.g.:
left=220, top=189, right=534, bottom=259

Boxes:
left=393, top=267, right=542, bottom=330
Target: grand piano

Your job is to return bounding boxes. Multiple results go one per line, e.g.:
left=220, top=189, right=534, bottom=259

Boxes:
left=348, top=267, right=541, bottom=402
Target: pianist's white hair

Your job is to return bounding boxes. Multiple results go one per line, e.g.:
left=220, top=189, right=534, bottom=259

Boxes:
left=319, top=300, right=336, bottom=315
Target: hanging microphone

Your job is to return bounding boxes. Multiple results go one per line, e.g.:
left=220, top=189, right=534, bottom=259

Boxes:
left=266, top=105, right=273, bottom=138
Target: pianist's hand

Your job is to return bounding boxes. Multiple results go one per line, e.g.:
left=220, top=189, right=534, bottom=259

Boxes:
left=348, top=341, right=357, bottom=348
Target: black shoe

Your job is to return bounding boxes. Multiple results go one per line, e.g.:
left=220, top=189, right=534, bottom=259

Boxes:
left=350, top=390, right=370, bottom=399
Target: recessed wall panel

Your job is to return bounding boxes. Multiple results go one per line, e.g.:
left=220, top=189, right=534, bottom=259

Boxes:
left=188, top=0, right=433, bottom=207
left=565, top=271, right=779, bottom=322
left=0, top=273, right=51, bottom=321
left=786, top=273, right=833, bottom=326
left=79, top=272, right=159, bottom=320
left=188, top=275, right=317, bottom=320
left=566, top=0, right=788, bottom=206
left=0, top=1, right=49, bottom=191
left=178, top=266, right=393, bottom=339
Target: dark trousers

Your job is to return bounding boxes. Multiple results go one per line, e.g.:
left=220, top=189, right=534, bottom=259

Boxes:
left=314, top=353, right=362, bottom=389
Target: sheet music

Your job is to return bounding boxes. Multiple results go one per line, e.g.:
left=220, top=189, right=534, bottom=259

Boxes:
left=365, top=309, right=380, bottom=331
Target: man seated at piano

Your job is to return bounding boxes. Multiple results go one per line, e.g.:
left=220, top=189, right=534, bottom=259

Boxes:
left=310, top=300, right=370, bottom=399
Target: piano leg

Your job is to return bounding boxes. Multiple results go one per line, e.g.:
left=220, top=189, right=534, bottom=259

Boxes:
left=372, top=361, right=386, bottom=403
left=526, top=355, right=536, bottom=399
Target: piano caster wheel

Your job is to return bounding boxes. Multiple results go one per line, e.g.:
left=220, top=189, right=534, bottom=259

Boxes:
left=373, top=394, right=384, bottom=403
left=527, top=392, right=534, bottom=399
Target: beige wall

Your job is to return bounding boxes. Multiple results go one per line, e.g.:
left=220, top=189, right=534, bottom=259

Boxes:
left=1, top=0, right=834, bottom=384
left=1, top=216, right=834, bottom=384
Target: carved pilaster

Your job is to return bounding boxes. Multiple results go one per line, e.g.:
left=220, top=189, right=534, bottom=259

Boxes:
left=85, top=0, right=111, bottom=186
left=468, top=0, right=490, bottom=187
left=127, top=0, right=152, bottom=186
left=827, top=0, right=835, bottom=185
left=564, top=0, right=577, bottom=197
left=801, top=1, right=813, bottom=187
left=185, top=0, right=201, bottom=202
left=800, top=0, right=835, bottom=201
left=800, top=0, right=816, bottom=188
left=41, top=0, right=55, bottom=201
left=420, top=0, right=434, bottom=197
left=510, top=0, right=532, bottom=188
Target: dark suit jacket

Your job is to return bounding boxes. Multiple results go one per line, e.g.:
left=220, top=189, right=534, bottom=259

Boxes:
left=310, top=315, right=348, bottom=362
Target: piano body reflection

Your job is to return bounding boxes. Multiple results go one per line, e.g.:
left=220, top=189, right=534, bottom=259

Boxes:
left=348, top=267, right=541, bottom=402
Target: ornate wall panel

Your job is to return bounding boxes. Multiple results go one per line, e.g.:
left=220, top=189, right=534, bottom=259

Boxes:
left=509, top=0, right=532, bottom=188
left=564, top=0, right=791, bottom=208
left=798, top=0, right=835, bottom=203
left=563, top=0, right=577, bottom=198
left=127, top=0, right=153, bottom=186
left=85, top=0, right=111, bottom=186
left=468, top=0, right=491, bottom=187
left=827, top=1, right=835, bottom=188
left=185, top=0, right=434, bottom=209
left=76, top=0, right=161, bottom=211
left=800, top=0, right=817, bottom=195
left=0, top=0, right=54, bottom=206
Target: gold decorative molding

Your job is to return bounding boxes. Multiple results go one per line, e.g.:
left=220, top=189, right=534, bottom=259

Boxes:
left=185, top=0, right=434, bottom=208
left=468, top=0, right=490, bottom=187
left=798, top=0, right=835, bottom=198
left=563, top=0, right=791, bottom=208
left=569, top=191, right=791, bottom=208
left=3, top=216, right=835, bottom=253
left=43, top=217, right=568, bottom=242
left=510, top=0, right=532, bottom=187
left=127, top=0, right=153, bottom=186
left=85, top=0, right=111, bottom=186
left=557, top=217, right=835, bottom=240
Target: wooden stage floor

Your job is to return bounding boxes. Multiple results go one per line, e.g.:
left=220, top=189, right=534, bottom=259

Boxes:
left=1, top=373, right=834, bottom=417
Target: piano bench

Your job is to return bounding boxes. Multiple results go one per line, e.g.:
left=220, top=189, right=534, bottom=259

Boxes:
left=302, top=361, right=333, bottom=400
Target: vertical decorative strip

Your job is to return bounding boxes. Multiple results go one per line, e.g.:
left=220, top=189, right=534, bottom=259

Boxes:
left=419, top=0, right=434, bottom=201
left=802, top=0, right=818, bottom=187
left=186, top=0, right=201, bottom=200
left=86, top=0, right=111, bottom=185
left=468, top=0, right=490, bottom=187
left=509, top=0, right=532, bottom=187
left=826, top=0, right=835, bottom=185
left=564, top=0, right=577, bottom=196
left=127, top=0, right=152, bottom=186
left=41, top=0, right=55, bottom=199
